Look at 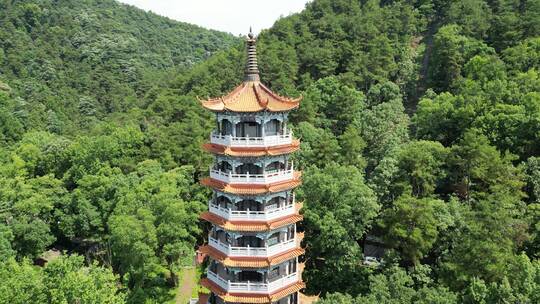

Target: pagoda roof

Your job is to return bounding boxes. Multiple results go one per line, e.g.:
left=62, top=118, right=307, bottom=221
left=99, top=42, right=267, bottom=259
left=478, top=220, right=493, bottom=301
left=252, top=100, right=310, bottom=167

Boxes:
left=200, top=30, right=301, bottom=113
left=198, top=237, right=304, bottom=268
left=202, top=140, right=300, bottom=157
left=200, top=172, right=302, bottom=195
left=200, top=81, right=301, bottom=113
left=200, top=212, right=303, bottom=232
left=201, top=279, right=305, bottom=303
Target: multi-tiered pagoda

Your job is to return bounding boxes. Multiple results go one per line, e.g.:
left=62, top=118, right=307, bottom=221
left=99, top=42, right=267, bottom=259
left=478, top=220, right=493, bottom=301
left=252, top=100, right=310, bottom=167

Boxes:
left=197, top=30, right=305, bottom=304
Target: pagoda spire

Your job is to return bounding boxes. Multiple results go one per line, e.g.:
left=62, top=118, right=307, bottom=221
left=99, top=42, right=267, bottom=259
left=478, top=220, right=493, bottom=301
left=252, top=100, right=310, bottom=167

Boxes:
left=244, top=27, right=260, bottom=82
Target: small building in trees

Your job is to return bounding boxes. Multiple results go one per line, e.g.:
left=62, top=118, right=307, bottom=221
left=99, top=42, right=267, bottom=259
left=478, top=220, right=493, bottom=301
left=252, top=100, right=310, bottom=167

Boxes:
left=34, top=249, right=61, bottom=267
left=197, top=30, right=305, bottom=304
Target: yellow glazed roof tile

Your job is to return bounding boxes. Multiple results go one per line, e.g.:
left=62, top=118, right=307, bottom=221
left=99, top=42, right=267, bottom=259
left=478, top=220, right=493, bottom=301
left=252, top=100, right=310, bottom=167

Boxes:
left=200, top=81, right=301, bottom=113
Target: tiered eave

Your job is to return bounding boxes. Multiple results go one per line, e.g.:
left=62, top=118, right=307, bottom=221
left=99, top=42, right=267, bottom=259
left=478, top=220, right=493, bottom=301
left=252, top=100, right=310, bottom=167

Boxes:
left=202, top=140, right=300, bottom=157
left=200, top=171, right=302, bottom=195
left=199, top=233, right=305, bottom=268
left=200, top=81, right=301, bottom=112
left=201, top=279, right=306, bottom=304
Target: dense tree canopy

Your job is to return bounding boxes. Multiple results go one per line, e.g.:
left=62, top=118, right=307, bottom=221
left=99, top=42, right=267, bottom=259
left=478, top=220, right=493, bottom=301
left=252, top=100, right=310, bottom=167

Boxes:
left=299, top=163, right=379, bottom=295
left=0, top=0, right=238, bottom=139
left=0, top=255, right=126, bottom=304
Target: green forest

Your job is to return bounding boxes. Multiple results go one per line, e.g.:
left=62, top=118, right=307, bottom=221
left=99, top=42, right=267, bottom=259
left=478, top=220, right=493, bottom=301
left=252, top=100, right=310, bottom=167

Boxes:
left=1, top=0, right=540, bottom=303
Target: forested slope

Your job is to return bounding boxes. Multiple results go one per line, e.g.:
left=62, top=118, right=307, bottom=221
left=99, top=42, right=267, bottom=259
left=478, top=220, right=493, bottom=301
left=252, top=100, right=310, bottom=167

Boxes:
left=170, top=0, right=540, bottom=302
left=1, top=0, right=540, bottom=303
left=0, top=0, right=238, bottom=138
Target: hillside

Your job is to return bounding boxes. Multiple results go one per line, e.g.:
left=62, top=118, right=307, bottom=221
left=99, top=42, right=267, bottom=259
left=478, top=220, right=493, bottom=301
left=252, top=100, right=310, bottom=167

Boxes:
left=0, top=0, right=540, bottom=303
left=0, top=0, right=238, bottom=137
left=167, top=0, right=540, bottom=300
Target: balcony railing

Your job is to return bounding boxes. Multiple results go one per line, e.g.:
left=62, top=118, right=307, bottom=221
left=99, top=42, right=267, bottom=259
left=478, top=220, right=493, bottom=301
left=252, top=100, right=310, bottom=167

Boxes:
left=208, top=236, right=297, bottom=257
left=209, top=202, right=296, bottom=221
left=209, top=168, right=294, bottom=184
left=210, top=131, right=293, bottom=147
left=207, top=270, right=299, bottom=294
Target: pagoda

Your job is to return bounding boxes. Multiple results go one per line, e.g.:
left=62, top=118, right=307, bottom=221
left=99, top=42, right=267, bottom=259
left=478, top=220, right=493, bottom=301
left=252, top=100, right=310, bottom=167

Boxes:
left=197, top=30, right=305, bottom=304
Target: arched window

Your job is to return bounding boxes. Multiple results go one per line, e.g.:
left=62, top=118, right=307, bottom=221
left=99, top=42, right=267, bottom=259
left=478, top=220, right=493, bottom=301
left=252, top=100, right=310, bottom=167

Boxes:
left=214, top=229, right=229, bottom=244
left=265, top=161, right=285, bottom=172
left=267, top=231, right=281, bottom=246
left=220, top=119, right=233, bottom=136
left=215, top=160, right=232, bottom=173
left=235, top=163, right=262, bottom=174
left=237, top=199, right=263, bottom=211
left=268, top=266, right=280, bottom=280
left=209, top=260, right=218, bottom=273
left=236, top=120, right=261, bottom=137
left=264, top=119, right=281, bottom=136
left=238, top=270, right=263, bottom=282
left=266, top=196, right=286, bottom=209
left=215, top=196, right=232, bottom=209
left=237, top=235, right=263, bottom=247
left=287, top=225, right=295, bottom=240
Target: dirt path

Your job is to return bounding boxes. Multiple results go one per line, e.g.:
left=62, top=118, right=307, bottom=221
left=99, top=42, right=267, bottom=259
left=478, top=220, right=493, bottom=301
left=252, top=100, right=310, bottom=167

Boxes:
left=414, top=19, right=441, bottom=103
left=175, top=267, right=197, bottom=304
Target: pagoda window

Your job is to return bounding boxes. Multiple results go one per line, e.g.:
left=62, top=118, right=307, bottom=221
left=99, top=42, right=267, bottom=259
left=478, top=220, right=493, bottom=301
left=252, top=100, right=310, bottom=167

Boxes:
left=238, top=270, right=263, bottom=282
left=266, top=196, right=285, bottom=209
left=215, top=195, right=232, bottom=209
left=268, top=266, right=280, bottom=281
left=265, top=161, right=285, bottom=173
left=288, top=192, right=294, bottom=204
left=210, top=226, right=219, bottom=238
left=214, top=230, right=229, bottom=244
left=216, top=264, right=232, bottom=281
left=215, top=160, right=232, bottom=173
left=237, top=235, right=263, bottom=247
left=237, top=199, right=262, bottom=211
left=236, top=121, right=261, bottom=137
left=287, top=259, right=297, bottom=273
left=287, top=225, right=295, bottom=240
left=219, top=119, right=233, bottom=136
left=267, top=231, right=281, bottom=246
left=264, top=119, right=282, bottom=136
left=235, top=163, right=262, bottom=175
left=288, top=293, right=298, bottom=304
left=209, top=260, right=219, bottom=273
